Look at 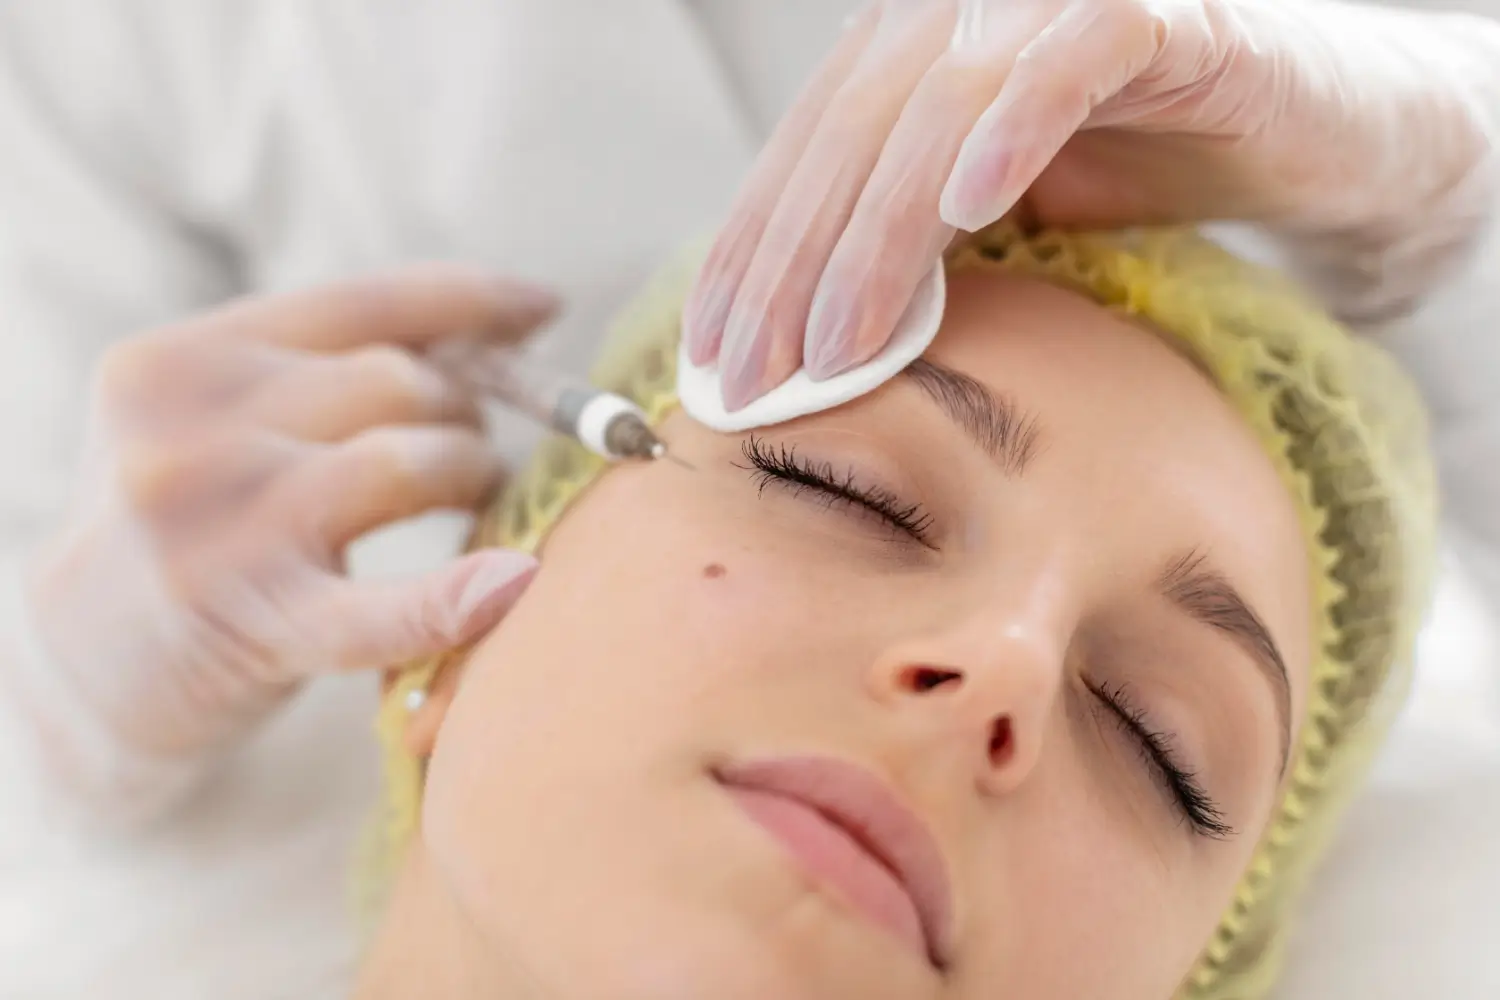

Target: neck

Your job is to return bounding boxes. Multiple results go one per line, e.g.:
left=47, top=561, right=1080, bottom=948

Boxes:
left=354, top=844, right=552, bottom=1000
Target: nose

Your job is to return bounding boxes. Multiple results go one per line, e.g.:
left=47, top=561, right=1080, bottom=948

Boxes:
left=865, top=621, right=1064, bottom=797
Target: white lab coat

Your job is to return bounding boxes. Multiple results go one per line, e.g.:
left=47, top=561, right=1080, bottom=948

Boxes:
left=0, top=1, right=1495, bottom=998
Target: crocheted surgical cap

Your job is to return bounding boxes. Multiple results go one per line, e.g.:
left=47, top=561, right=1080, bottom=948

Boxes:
left=374, top=223, right=1438, bottom=998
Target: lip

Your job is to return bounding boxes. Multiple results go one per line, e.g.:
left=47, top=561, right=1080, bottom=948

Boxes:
left=715, top=755, right=953, bottom=970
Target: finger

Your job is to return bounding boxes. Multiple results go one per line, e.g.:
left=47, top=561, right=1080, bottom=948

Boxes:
left=682, top=5, right=881, bottom=365
left=804, top=8, right=1057, bottom=379
left=92, top=333, right=289, bottom=432
left=311, top=548, right=538, bottom=672
left=273, top=425, right=503, bottom=552
left=717, top=4, right=957, bottom=411
left=238, top=345, right=482, bottom=442
left=940, top=2, right=1161, bottom=232
left=196, top=265, right=560, bottom=353
left=115, top=428, right=295, bottom=527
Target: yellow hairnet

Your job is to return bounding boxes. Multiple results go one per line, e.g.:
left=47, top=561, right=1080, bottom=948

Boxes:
left=372, top=223, right=1437, bottom=998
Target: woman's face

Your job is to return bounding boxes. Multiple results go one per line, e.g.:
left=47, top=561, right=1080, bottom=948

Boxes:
left=396, top=271, right=1311, bottom=999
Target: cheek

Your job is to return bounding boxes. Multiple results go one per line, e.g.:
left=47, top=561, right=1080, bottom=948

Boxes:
left=507, top=462, right=889, bottom=673
left=429, top=468, right=810, bottom=789
left=956, top=750, right=1236, bottom=997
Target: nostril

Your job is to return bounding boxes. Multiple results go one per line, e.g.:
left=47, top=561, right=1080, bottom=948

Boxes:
left=988, top=717, right=1014, bottom=768
left=900, top=665, right=963, bottom=693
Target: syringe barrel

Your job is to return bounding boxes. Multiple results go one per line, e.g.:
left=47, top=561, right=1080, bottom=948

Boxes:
left=431, top=342, right=596, bottom=433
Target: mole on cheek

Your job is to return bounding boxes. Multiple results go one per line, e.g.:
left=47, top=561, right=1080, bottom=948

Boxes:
left=702, top=562, right=727, bottom=579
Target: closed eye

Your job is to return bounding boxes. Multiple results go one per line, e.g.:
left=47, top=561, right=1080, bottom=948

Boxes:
left=735, top=436, right=936, bottom=546
left=1087, top=680, right=1234, bottom=840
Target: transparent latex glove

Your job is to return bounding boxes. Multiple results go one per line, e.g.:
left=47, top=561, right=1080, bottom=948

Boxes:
left=684, top=0, right=1500, bottom=409
left=19, top=267, right=550, bottom=782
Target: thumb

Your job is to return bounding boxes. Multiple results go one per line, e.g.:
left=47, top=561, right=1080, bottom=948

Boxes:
left=321, top=548, right=539, bottom=672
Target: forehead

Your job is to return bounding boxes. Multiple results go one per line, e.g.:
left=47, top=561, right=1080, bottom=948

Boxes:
left=927, top=270, right=1289, bottom=510
left=931, top=270, right=1230, bottom=444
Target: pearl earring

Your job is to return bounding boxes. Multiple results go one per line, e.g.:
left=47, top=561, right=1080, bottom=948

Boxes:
left=403, top=687, right=428, bottom=713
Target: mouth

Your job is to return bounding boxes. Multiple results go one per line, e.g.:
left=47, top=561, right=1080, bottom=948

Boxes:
left=714, top=755, right=953, bottom=971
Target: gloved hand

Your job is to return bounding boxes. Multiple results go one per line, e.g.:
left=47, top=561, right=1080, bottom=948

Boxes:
left=684, top=0, right=1500, bottom=409
left=17, top=266, right=549, bottom=797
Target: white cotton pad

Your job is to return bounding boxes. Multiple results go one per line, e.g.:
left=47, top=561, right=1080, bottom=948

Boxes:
left=677, top=261, right=947, bottom=432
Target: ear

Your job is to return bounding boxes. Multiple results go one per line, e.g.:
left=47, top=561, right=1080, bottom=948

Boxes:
left=399, top=654, right=470, bottom=759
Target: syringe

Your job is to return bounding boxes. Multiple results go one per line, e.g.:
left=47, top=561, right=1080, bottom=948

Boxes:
left=428, top=340, right=673, bottom=463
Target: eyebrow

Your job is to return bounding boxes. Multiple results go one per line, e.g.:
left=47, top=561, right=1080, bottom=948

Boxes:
left=1158, top=551, right=1293, bottom=775
left=900, top=359, right=1041, bottom=476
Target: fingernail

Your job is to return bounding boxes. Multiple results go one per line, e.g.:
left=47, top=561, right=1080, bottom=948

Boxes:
left=455, top=551, right=538, bottom=623
left=940, top=143, right=1015, bottom=233
left=718, top=314, right=771, bottom=411
left=683, top=278, right=735, bottom=365
left=804, top=285, right=864, bottom=380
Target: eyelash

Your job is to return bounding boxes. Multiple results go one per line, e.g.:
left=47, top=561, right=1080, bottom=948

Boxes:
left=1088, top=681, right=1235, bottom=840
left=736, top=436, right=936, bottom=545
